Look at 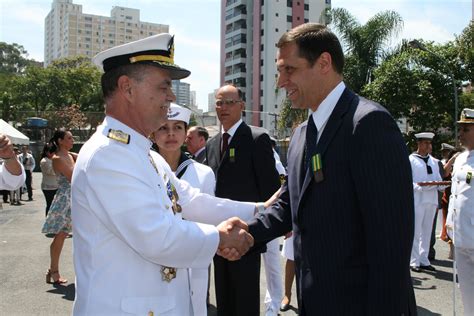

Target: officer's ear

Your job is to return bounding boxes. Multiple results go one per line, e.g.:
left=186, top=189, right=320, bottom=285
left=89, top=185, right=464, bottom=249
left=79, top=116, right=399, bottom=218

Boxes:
left=117, top=75, right=133, bottom=100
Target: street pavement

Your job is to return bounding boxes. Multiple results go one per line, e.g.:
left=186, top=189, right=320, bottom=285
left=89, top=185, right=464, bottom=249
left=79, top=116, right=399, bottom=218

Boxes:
left=0, top=172, right=464, bottom=315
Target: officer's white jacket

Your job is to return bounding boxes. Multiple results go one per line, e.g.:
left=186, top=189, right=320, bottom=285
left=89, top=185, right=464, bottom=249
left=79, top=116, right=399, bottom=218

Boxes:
left=71, top=117, right=255, bottom=316
left=447, top=150, right=474, bottom=249
left=409, top=153, right=442, bottom=205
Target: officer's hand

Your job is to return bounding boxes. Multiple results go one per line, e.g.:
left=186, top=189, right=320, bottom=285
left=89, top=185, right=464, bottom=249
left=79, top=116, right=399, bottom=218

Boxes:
left=216, top=217, right=254, bottom=261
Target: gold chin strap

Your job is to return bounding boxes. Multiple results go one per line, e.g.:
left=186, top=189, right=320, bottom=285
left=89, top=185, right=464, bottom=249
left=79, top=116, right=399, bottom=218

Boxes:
left=129, top=54, right=174, bottom=64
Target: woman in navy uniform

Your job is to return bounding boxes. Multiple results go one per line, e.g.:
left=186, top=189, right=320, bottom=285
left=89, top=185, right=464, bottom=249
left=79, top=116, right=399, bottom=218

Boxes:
left=150, top=103, right=215, bottom=315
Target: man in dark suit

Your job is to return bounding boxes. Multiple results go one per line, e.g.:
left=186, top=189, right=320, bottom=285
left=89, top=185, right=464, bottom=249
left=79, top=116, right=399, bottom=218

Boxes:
left=206, top=84, right=281, bottom=316
left=186, top=126, right=208, bottom=163
left=243, top=23, right=416, bottom=315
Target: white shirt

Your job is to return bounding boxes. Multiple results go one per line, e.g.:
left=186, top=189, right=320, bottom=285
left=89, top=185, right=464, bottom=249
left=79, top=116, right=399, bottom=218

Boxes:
left=18, top=152, right=35, bottom=171
left=409, top=153, right=443, bottom=205
left=0, top=160, right=25, bottom=190
left=221, top=119, right=243, bottom=150
left=72, top=116, right=255, bottom=316
left=447, top=150, right=474, bottom=249
left=310, top=81, right=345, bottom=143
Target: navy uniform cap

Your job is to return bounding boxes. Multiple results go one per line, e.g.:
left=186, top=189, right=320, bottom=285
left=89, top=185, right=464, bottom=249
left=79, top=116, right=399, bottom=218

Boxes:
left=414, top=132, right=435, bottom=140
left=457, top=108, right=474, bottom=124
left=92, top=33, right=190, bottom=80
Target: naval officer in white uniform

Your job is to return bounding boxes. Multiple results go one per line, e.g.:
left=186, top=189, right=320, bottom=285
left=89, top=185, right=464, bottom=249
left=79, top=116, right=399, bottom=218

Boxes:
left=150, top=103, right=216, bottom=316
left=447, top=108, right=474, bottom=315
left=72, top=33, right=258, bottom=316
left=409, top=132, right=443, bottom=272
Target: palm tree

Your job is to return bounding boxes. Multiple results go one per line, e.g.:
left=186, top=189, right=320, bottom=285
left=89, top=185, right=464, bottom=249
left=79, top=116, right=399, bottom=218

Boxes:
left=329, top=8, right=403, bottom=93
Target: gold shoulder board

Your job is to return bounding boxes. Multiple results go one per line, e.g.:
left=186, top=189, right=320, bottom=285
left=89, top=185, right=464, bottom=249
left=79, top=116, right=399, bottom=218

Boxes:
left=107, top=129, right=130, bottom=144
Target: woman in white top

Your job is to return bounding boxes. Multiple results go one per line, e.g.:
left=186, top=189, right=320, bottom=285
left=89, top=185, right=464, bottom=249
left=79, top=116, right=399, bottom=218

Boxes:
left=150, top=103, right=216, bottom=316
left=40, top=143, right=59, bottom=216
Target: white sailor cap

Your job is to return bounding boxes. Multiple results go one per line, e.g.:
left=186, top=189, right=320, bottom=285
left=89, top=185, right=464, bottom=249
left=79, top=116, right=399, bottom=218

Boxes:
left=457, top=108, right=474, bottom=124
left=415, top=132, right=435, bottom=140
left=92, top=33, right=190, bottom=80
left=168, top=103, right=191, bottom=124
left=441, top=143, right=455, bottom=151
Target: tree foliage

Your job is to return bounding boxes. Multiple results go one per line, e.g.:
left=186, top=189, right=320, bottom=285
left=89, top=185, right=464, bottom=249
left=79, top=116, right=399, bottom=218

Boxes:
left=277, top=97, right=308, bottom=137
left=329, top=8, right=403, bottom=93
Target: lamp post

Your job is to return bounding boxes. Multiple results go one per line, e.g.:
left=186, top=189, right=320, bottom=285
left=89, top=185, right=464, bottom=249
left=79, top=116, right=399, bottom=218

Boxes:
left=408, top=39, right=459, bottom=146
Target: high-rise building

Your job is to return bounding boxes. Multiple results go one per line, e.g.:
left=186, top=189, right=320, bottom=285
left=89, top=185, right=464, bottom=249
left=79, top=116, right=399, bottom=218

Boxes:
left=44, top=0, right=168, bottom=66
left=172, top=80, right=192, bottom=107
left=220, top=0, right=330, bottom=135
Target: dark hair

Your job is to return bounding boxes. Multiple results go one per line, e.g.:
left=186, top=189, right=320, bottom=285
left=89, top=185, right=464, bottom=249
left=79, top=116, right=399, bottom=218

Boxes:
left=49, top=129, right=68, bottom=153
left=41, top=143, right=55, bottom=159
left=194, top=126, right=209, bottom=141
left=277, top=23, right=344, bottom=74
left=101, top=64, right=151, bottom=99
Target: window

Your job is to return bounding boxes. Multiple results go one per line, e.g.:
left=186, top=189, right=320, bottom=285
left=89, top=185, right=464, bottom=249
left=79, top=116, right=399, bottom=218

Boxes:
left=275, top=28, right=279, bottom=32
left=261, top=14, right=264, bottom=21
left=304, top=4, right=309, bottom=10
left=287, top=0, right=292, bottom=7
left=276, top=13, right=279, bottom=17
left=126, top=16, right=132, bottom=20
left=260, top=75, right=264, bottom=82
left=287, top=15, right=292, bottom=22
left=260, top=44, right=264, bottom=51
left=260, top=29, right=264, bottom=36
left=260, top=59, right=264, bottom=66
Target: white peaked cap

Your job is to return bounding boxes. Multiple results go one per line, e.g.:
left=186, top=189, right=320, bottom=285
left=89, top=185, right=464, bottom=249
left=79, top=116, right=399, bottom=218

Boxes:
left=168, top=103, right=191, bottom=124
left=414, top=132, right=435, bottom=140
left=92, top=33, right=190, bottom=80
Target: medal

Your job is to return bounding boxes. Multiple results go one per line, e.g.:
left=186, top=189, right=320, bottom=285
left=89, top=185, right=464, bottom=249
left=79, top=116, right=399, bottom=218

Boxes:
left=311, top=153, right=324, bottom=183
left=160, top=266, right=177, bottom=282
left=229, top=148, right=235, bottom=163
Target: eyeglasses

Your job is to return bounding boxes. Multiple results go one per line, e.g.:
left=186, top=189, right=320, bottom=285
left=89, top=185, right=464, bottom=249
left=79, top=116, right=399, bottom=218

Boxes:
left=215, top=99, right=241, bottom=107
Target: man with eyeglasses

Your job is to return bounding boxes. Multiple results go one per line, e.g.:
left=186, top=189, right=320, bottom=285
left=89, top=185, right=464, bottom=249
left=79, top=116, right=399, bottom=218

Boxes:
left=409, top=132, right=444, bottom=273
left=205, top=84, right=281, bottom=316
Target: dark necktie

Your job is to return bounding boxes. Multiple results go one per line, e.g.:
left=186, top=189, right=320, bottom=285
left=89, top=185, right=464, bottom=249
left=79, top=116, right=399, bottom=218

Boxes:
left=221, top=132, right=230, bottom=156
left=304, top=117, right=318, bottom=171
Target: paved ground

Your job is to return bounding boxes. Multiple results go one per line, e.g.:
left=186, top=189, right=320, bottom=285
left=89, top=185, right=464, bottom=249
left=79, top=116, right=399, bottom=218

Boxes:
left=0, top=172, right=464, bottom=315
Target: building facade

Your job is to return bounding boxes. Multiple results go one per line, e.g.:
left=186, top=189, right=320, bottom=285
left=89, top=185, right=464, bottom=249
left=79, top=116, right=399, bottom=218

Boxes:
left=44, top=0, right=168, bottom=66
left=220, top=0, right=330, bottom=135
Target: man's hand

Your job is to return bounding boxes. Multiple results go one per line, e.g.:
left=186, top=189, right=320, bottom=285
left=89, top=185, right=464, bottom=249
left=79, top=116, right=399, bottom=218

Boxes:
left=0, top=134, right=16, bottom=160
left=0, top=134, right=22, bottom=176
left=216, top=217, right=253, bottom=261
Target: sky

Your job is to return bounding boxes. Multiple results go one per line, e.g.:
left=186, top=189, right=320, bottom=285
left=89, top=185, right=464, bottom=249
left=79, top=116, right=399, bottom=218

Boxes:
left=0, top=0, right=472, bottom=111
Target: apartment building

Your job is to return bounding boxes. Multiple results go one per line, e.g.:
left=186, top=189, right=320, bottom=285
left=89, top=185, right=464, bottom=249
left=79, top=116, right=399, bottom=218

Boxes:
left=44, top=0, right=168, bottom=66
left=220, top=0, right=330, bottom=135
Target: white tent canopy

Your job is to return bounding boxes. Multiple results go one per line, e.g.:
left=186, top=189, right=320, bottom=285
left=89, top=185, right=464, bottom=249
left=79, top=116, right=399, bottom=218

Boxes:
left=0, top=119, right=30, bottom=145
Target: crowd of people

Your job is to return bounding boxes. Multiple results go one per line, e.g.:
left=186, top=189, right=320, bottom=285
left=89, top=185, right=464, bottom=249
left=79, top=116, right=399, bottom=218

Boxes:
left=1, top=22, right=472, bottom=315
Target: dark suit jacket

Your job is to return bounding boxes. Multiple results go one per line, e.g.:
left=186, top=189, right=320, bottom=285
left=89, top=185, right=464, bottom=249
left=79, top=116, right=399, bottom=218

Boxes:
left=206, top=121, right=281, bottom=252
left=248, top=88, right=416, bottom=315
left=193, top=148, right=206, bottom=164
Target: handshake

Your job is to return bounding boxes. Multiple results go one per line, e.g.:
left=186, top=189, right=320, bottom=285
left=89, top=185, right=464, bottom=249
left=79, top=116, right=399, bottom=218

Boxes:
left=216, top=217, right=253, bottom=261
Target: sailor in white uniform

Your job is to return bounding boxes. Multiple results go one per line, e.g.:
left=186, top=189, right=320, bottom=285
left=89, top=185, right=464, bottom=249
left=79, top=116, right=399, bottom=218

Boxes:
left=409, top=132, right=443, bottom=272
left=150, top=103, right=216, bottom=315
left=72, top=33, right=258, bottom=316
left=447, top=108, right=474, bottom=315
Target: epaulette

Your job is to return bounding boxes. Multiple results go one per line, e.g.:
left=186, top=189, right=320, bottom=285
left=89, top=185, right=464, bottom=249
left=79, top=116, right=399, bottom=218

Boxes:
left=107, top=129, right=130, bottom=144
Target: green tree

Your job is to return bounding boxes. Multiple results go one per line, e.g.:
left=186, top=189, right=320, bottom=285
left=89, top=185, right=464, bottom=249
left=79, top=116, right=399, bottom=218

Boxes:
left=0, top=42, right=34, bottom=75
left=363, top=36, right=469, bottom=149
left=329, top=8, right=403, bottom=93
left=277, top=97, right=308, bottom=137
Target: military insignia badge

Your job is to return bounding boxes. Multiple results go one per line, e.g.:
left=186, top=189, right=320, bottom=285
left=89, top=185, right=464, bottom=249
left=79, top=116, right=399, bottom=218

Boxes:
left=107, top=129, right=130, bottom=144
left=467, top=171, right=472, bottom=184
